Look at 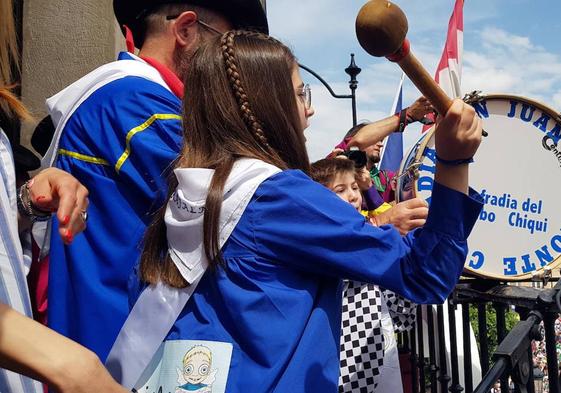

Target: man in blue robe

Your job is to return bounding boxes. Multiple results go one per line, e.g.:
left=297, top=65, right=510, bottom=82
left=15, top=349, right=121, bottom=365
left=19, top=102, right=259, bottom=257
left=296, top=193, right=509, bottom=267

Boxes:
left=44, top=0, right=268, bottom=362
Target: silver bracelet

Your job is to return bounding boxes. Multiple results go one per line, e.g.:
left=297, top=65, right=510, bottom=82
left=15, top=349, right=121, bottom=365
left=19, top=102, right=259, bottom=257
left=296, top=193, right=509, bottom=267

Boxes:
left=17, top=180, right=51, bottom=223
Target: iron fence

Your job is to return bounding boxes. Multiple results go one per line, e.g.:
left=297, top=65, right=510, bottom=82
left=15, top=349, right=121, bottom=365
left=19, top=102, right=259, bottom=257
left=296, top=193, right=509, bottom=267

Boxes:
left=398, top=278, right=561, bottom=393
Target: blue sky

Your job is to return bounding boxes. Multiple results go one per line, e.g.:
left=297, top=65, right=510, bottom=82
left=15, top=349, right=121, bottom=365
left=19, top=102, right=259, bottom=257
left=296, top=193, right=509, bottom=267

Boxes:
left=267, top=0, right=561, bottom=161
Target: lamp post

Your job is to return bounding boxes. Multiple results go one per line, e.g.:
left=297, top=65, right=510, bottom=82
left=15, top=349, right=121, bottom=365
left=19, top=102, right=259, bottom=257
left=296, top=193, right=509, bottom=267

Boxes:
left=299, top=53, right=361, bottom=127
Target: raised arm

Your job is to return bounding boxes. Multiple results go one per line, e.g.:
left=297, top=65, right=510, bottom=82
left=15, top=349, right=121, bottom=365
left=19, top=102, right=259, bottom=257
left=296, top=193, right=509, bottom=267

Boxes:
left=348, top=96, right=433, bottom=150
left=433, top=99, right=481, bottom=195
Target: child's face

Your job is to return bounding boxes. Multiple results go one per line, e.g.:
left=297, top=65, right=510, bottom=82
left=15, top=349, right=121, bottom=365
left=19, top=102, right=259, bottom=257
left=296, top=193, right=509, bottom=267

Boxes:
left=327, top=171, right=362, bottom=211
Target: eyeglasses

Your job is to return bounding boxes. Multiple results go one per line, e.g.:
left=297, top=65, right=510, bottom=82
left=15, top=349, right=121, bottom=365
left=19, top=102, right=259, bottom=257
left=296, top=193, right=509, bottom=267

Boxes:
left=297, top=84, right=312, bottom=110
left=165, top=15, right=224, bottom=36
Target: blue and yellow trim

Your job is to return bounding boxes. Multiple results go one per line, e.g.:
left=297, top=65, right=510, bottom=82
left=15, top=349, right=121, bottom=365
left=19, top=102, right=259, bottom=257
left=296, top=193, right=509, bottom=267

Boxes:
left=115, top=113, right=182, bottom=173
left=58, top=149, right=109, bottom=166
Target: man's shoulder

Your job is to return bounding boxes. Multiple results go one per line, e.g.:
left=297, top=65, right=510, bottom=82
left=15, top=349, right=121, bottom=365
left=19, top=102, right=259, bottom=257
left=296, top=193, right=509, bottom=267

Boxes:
left=59, top=74, right=181, bottom=141
left=88, top=75, right=179, bottom=106
left=51, top=55, right=180, bottom=119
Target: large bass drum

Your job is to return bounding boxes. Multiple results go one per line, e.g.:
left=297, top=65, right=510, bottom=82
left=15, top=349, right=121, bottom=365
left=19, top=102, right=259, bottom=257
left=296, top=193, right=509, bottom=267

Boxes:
left=397, top=94, right=561, bottom=280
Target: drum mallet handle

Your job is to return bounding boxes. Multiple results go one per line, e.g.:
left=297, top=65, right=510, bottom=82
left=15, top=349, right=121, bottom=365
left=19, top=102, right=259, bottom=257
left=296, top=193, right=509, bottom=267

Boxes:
left=356, top=0, right=487, bottom=136
left=356, top=0, right=451, bottom=114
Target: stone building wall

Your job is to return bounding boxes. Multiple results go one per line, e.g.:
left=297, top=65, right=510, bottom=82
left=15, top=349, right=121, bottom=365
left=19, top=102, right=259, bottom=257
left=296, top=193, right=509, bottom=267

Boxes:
left=20, top=0, right=125, bottom=145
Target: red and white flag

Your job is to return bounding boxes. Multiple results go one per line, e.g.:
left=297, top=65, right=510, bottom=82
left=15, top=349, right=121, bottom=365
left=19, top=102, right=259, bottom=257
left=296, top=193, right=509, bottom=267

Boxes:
left=436, top=0, right=464, bottom=97
left=424, top=0, right=464, bottom=131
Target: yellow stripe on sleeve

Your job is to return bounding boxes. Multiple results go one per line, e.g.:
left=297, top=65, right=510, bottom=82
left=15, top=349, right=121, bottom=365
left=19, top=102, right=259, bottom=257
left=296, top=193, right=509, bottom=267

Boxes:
left=115, top=113, right=182, bottom=173
left=58, top=149, right=109, bottom=166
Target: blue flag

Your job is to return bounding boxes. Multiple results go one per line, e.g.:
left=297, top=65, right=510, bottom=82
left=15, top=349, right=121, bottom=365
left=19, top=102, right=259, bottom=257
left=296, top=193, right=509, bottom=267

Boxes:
left=380, top=74, right=405, bottom=172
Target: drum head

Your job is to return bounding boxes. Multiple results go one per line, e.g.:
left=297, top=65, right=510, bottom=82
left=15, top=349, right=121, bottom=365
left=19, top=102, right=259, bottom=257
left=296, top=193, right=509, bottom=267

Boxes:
left=398, top=94, right=561, bottom=280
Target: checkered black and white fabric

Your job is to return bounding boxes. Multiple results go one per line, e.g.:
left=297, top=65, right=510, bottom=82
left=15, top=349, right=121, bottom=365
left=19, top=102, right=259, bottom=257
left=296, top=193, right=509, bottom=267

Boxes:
left=339, top=281, right=385, bottom=393
left=382, top=289, right=417, bottom=332
left=339, top=282, right=417, bottom=393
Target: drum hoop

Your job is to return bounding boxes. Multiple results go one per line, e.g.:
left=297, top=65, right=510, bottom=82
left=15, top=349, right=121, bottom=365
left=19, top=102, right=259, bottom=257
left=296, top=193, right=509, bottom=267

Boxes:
left=409, top=94, right=561, bottom=281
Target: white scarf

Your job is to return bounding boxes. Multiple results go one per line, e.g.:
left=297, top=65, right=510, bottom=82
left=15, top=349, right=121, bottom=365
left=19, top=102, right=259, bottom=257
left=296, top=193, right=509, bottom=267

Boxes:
left=106, top=158, right=280, bottom=389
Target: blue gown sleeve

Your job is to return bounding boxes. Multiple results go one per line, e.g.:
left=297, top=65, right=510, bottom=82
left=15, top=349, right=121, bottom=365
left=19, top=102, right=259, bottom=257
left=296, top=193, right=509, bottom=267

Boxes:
left=48, top=77, right=183, bottom=361
left=56, top=76, right=183, bottom=221
left=250, top=170, right=483, bottom=304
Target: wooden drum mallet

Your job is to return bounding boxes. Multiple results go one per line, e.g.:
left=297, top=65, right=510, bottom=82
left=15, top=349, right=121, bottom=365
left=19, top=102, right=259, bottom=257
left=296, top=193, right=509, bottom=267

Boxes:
left=356, top=0, right=452, bottom=116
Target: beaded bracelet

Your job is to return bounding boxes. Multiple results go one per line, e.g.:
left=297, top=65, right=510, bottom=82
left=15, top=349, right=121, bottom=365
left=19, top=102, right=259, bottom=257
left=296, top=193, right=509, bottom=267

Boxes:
left=435, top=154, right=474, bottom=166
left=17, top=180, right=51, bottom=223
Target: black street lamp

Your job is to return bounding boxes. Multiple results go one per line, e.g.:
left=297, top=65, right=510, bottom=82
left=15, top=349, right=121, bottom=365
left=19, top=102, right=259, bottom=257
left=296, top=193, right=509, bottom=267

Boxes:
left=299, top=53, right=361, bottom=127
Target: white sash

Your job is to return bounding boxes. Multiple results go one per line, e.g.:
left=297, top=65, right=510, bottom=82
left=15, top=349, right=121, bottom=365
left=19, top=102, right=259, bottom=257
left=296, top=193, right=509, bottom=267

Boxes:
left=106, top=158, right=280, bottom=389
left=34, top=54, right=172, bottom=256
left=43, top=53, right=170, bottom=168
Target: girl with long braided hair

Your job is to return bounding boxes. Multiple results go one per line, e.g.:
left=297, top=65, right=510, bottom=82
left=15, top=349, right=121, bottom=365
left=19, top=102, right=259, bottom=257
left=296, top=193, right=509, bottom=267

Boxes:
left=111, top=30, right=484, bottom=392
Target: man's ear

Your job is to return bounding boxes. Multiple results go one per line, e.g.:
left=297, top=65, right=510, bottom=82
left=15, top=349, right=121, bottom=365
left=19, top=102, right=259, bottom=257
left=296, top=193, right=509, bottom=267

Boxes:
left=172, top=11, right=198, bottom=47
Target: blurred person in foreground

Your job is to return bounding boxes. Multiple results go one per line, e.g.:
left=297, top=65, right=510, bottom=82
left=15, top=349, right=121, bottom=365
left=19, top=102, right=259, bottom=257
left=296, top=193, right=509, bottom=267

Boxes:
left=0, top=0, right=125, bottom=391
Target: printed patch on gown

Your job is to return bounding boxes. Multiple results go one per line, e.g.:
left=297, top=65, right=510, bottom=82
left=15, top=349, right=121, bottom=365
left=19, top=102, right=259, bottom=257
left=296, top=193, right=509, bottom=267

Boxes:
left=133, top=340, right=233, bottom=393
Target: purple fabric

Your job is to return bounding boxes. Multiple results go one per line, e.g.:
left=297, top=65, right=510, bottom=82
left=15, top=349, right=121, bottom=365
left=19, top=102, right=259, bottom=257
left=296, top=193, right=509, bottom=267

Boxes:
left=362, top=186, right=385, bottom=211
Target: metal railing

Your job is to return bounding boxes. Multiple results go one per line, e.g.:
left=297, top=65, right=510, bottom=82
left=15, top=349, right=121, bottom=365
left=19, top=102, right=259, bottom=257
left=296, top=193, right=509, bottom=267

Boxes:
left=399, top=278, right=561, bottom=393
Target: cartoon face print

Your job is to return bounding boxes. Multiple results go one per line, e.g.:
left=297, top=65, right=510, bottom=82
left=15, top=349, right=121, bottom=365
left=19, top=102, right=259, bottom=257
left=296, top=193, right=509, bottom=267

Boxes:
left=176, top=345, right=217, bottom=392
left=183, top=351, right=211, bottom=384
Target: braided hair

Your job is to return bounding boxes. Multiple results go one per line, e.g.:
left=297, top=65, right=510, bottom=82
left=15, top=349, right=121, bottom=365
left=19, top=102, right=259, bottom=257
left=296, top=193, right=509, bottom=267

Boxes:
left=141, top=30, right=310, bottom=284
left=221, top=31, right=272, bottom=150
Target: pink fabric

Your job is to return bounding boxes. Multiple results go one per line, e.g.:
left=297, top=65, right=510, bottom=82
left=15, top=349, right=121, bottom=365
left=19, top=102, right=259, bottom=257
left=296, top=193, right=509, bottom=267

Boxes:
left=27, top=240, right=49, bottom=326
left=123, top=25, right=136, bottom=54
left=333, top=136, right=351, bottom=152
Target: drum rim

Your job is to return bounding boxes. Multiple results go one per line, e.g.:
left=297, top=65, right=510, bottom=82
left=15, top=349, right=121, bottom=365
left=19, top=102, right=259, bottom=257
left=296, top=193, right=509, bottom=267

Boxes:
left=404, top=94, right=561, bottom=281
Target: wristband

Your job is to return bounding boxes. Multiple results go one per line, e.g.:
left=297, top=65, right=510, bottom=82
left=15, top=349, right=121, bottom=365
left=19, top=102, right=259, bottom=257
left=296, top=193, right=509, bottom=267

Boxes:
left=405, top=112, right=416, bottom=125
left=396, top=109, right=407, bottom=133
left=435, top=154, right=474, bottom=166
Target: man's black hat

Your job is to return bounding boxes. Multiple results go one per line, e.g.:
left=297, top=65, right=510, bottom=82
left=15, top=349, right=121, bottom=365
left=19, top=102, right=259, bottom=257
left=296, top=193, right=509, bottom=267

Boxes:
left=114, top=0, right=269, bottom=48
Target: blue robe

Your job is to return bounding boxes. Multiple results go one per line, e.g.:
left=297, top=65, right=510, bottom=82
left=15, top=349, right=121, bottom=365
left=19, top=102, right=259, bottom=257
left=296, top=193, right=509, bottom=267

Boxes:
left=48, top=52, right=183, bottom=361
left=130, top=170, right=483, bottom=392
